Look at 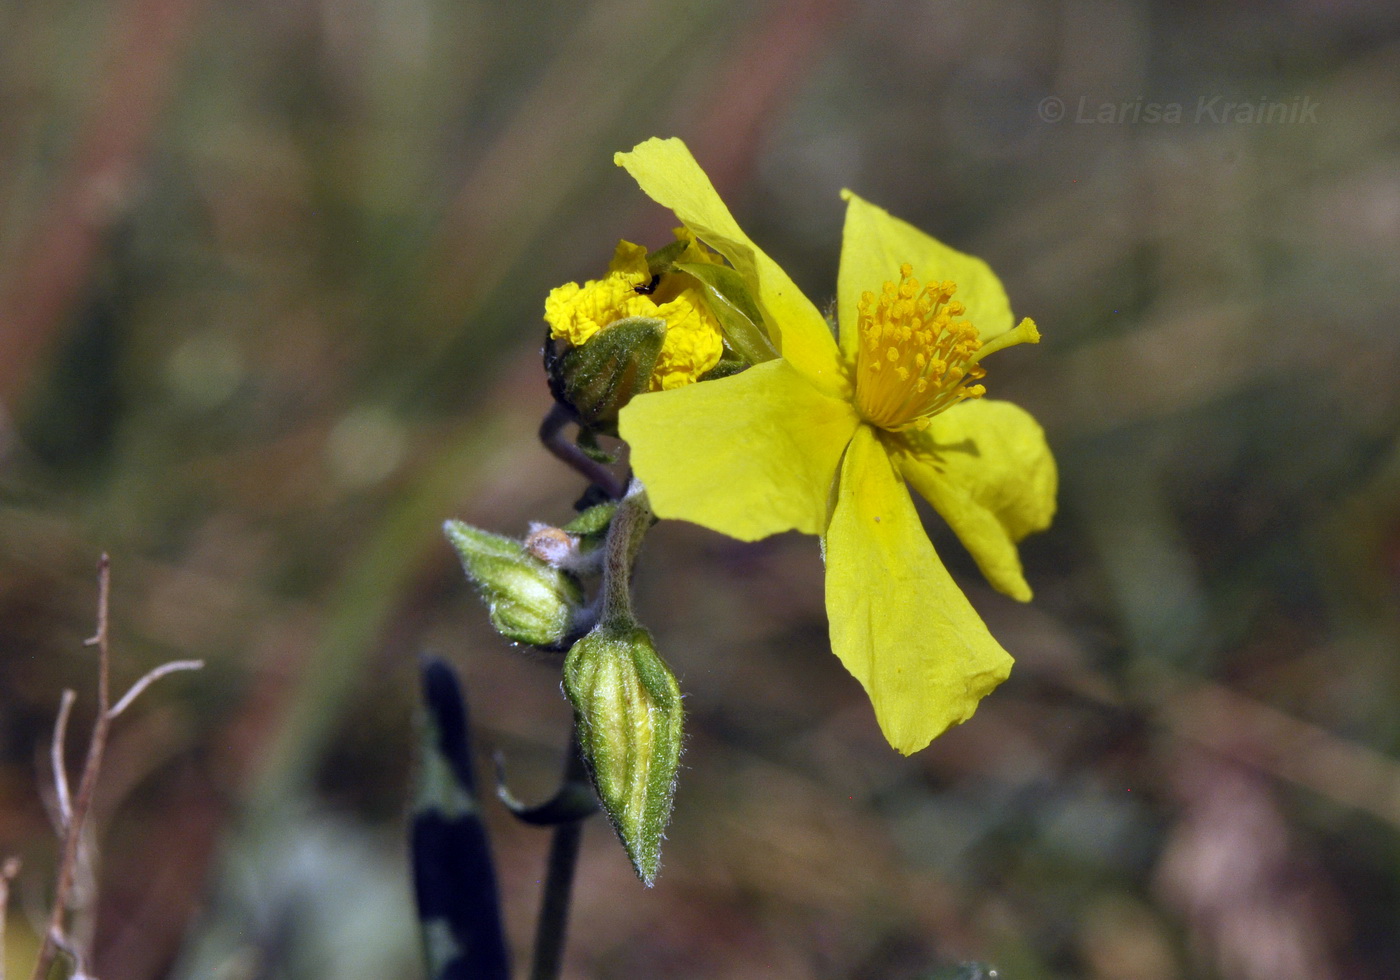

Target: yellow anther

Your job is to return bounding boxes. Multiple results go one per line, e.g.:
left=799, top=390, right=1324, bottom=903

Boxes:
left=851, top=267, right=1041, bottom=431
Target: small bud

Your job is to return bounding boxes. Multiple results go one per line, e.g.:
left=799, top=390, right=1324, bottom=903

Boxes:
left=563, top=624, right=683, bottom=885
left=544, top=316, right=666, bottom=430
left=524, top=524, right=577, bottom=567
left=444, top=519, right=583, bottom=648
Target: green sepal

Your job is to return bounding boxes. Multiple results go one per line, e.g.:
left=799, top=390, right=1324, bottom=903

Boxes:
left=675, top=261, right=778, bottom=366
left=698, top=351, right=748, bottom=382
left=563, top=501, right=619, bottom=537
left=443, top=520, right=584, bottom=648
left=645, top=239, right=688, bottom=277
left=561, top=500, right=620, bottom=569
left=563, top=624, right=683, bottom=885
left=544, top=317, right=666, bottom=429
left=573, top=425, right=617, bottom=463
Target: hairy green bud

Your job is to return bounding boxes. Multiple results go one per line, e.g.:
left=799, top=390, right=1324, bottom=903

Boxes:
left=544, top=316, right=666, bottom=430
left=443, top=519, right=583, bottom=648
left=563, top=623, right=683, bottom=885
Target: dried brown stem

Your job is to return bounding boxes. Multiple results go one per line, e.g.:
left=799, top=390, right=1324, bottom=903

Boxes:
left=51, top=690, right=78, bottom=831
left=109, top=660, right=204, bottom=720
left=29, top=554, right=113, bottom=980
left=26, top=556, right=204, bottom=980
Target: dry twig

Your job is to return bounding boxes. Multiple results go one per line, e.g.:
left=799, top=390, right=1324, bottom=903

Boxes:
left=51, top=691, right=78, bottom=831
left=26, top=556, right=204, bottom=980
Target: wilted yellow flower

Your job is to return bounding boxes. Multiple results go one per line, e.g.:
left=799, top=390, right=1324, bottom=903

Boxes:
left=544, top=233, right=725, bottom=391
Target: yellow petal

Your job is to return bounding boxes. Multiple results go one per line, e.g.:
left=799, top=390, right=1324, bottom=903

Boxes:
left=825, top=425, right=1012, bottom=755
left=616, top=138, right=845, bottom=395
left=648, top=287, right=725, bottom=390
left=837, top=191, right=1014, bottom=365
left=898, top=399, right=1057, bottom=602
left=619, top=360, right=859, bottom=541
left=606, top=240, right=653, bottom=281
left=544, top=275, right=653, bottom=347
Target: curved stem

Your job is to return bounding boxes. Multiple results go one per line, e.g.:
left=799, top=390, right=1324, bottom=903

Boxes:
left=538, top=404, right=627, bottom=499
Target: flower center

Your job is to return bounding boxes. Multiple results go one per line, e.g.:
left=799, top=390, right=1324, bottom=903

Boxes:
left=852, top=263, right=1040, bottom=431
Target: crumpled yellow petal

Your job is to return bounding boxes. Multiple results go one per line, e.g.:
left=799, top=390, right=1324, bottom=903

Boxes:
left=837, top=191, right=1014, bottom=365
left=619, top=359, right=859, bottom=541
left=647, top=287, right=724, bottom=390
left=616, top=138, right=845, bottom=395
left=824, top=425, right=1013, bottom=755
left=897, top=399, right=1057, bottom=602
left=607, top=239, right=653, bottom=281
left=543, top=275, right=655, bottom=347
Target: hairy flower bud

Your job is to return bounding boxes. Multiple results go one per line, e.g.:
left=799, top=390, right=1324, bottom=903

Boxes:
left=563, top=623, right=683, bottom=885
left=443, top=520, right=583, bottom=648
left=544, top=315, right=666, bottom=430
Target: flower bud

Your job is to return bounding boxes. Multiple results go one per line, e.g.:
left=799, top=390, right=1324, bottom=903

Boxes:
left=563, top=624, right=683, bottom=885
left=443, top=519, right=584, bottom=649
left=544, top=316, right=666, bottom=430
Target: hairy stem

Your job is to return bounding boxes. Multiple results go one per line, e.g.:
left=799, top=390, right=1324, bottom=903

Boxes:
left=597, top=480, right=652, bottom=630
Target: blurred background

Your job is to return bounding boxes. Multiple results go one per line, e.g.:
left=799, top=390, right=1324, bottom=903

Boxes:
left=3, top=0, right=1399, bottom=977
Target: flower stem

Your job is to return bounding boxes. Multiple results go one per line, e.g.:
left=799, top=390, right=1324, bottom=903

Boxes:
left=539, top=403, right=627, bottom=499
left=530, top=481, right=652, bottom=977
left=598, top=480, right=652, bottom=630
left=528, top=731, right=590, bottom=980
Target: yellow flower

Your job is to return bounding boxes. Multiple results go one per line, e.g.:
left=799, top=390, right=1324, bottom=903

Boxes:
left=544, top=233, right=725, bottom=391
left=614, top=138, right=1057, bottom=755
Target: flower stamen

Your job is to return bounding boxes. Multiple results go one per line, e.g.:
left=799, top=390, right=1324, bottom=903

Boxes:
left=852, top=264, right=1039, bottom=431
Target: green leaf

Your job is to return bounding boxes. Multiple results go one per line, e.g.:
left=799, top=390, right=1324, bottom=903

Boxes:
left=562, top=501, right=619, bottom=537
left=645, top=238, right=688, bottom=276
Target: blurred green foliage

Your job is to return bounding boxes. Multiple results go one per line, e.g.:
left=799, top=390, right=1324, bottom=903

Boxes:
left=2, top=0, right=1399, bottom=977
